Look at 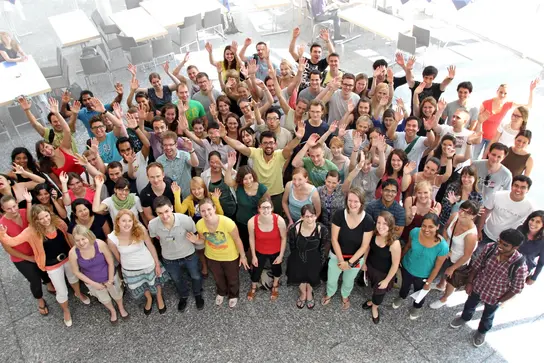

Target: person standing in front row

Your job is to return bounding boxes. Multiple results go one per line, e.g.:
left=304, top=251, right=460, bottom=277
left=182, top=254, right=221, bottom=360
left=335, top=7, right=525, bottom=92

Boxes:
left=450, top=229, right=528, bottom=348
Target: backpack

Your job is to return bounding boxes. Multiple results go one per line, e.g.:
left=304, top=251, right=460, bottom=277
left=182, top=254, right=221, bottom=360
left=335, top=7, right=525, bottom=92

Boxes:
left=481, top=243, right=526, bottom=283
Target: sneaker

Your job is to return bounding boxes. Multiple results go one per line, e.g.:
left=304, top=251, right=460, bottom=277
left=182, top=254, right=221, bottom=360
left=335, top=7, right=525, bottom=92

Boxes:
left=392, top=297, right=404, bottom=309
left=450, top=317, right=467, bottom=329
left=409, top=307, right=422, bottom=320
left=195, top=296, right=205, bottom=310
left=228, top=298, right=238, bottom=308
left=473, top=331, right=486, bottom=347
left=215, top=295, right=224, bottom=306
left=430, top=300, right=447, bottom=310
left=177, top=298, right=188, bottom=312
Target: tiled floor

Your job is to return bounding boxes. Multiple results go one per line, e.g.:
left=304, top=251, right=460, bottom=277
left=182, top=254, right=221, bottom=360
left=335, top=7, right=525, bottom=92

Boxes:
left=0, top=0, right=543, bottom=362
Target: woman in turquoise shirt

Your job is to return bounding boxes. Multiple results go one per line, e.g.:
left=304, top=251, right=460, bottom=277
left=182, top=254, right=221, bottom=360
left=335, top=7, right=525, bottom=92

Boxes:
left=392, top=213, right=448, bottom=320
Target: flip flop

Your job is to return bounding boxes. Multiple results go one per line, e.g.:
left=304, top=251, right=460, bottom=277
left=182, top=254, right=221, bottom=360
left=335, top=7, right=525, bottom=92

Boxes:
left=296, top=297, right=306, bottom=309
left=38, top=301, right=49, bottom=316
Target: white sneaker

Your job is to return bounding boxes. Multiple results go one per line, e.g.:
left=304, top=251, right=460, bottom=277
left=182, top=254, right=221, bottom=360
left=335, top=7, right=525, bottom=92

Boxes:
left=64, top=319, right=73, bottom=327
left=215, top=295, right=224, bottom=306
left=228, top=298, right=238, bottom=308
left=430, top=300, right=447, bottom=309
left=392, top=297, right=404, bottom=309
left=409, top=307, right=422, bottom=320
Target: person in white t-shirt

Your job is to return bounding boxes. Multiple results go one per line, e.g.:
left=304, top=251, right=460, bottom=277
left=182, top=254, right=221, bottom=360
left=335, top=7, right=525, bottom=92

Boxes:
left=92, top=175, right=144, bottom=222
left=386, top=116, right=436, bottom=172
left=476, top=175, right=534, bottom=255
left=116, top=113, right=150, bottom=194
left=441, top=82, right=479, bottom=127
left=434, top=109, right=482, bottom=156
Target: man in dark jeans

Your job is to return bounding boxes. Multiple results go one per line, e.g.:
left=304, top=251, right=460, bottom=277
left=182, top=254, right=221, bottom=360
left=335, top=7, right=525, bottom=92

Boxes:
left=311, top=0, right=345, bottom=41
left=450, top=229, right=528, bottom=347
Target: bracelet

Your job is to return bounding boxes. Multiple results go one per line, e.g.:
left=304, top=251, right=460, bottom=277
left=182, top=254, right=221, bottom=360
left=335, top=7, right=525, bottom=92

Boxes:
left=447, top=156, right=454, bottom=160
left=466, top=142, right=472, bottom=145
left=425, top=129, right=431, bottom=133
left=102, top=110, right=108, bottom=115
left=189, top=149, right=195, bottom=153
left=134, top=125, right=139, bottom=130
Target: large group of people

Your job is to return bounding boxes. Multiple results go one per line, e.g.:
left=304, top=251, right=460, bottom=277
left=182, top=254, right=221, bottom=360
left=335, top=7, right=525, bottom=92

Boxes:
left=0, top=23, right=541, bottom=349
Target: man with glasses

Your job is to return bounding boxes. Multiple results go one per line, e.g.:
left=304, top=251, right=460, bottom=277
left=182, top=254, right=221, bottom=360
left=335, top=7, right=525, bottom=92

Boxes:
left=254, top=107, right=292, bottom=149
left=471, top=142, right=512, bottom=203
left=450, top=229, right=528, bottom=347
left=156, top=131, right=198, bottom=199
left=476, top=175, right=534, bottom=256
left=87, top=99, right=127, bottom=163
left=365, top=179, right=405, bottom=238
left=316, top=73, right=359, bottom=125
left=191, top=72, right=222, bottom=122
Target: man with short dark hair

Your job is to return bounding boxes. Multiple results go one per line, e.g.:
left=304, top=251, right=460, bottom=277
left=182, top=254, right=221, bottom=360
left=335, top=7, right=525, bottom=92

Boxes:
left=471, top=142, right=512, bottom=203
left=450, top=229, right=528, bottom=347
left=191, top=72, right=222, bottom=121
left=365, top=179, right=405, bottom=238
left=254, top=107, right=293, bottom=148
left=238, top=39, right=278, bottom=81
left=117, top=113, right=151, bottom=193
left=316, top=72, right=360, bottom=124
left=148, top=196, right=204, bottom=312
left=442, top=81, right=479, bottom=127
left=367, top=53, right=414, bottom=94
left=87, top=98, right=128, bottom=163
left=289, top=27, right=335, bottom=90
left=292, top=133, right=338, bottom=187
left=407, top=65, right=456, bottom=116
left=321, top=52, right=343, bottom=86
left=175, top=82, right=207, bottom=129
left=298, top=70, right=324, bottom=102
left=140, top=163, right=176, bottom=225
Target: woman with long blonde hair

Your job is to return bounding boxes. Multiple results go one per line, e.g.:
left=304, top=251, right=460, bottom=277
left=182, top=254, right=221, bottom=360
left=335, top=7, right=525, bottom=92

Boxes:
left=0, top=205, right=90, bottom=327
left=370, top=83, right=392, bottom=122
left=107, top=210, right=167, bottom=315
left=0, top=31, right=27, bottom=62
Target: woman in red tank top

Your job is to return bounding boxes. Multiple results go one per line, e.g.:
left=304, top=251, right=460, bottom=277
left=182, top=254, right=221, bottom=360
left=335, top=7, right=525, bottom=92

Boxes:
left=246, top=196, right=287, bottom=302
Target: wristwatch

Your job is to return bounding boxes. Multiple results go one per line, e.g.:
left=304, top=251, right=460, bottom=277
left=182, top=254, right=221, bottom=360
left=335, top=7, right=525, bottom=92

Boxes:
left=348, top=261, right=357, bottom=268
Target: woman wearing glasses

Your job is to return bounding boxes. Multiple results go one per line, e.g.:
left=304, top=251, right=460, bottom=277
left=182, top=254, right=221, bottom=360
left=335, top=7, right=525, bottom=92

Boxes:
left=430, top=201, right=479, bottom=309
left=483, top=106, right=529, bottom=157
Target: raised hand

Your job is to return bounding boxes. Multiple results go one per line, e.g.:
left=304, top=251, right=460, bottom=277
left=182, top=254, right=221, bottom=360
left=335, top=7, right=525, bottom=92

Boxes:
left=396, top=97, right=405, bottom=110
left=319, top=28, right=330, bottom=41
left=295, top=119, right=305, bottom=140
left=530, top=78, right=540, bottom=91
left=18, top=96, right=31, bottom=111
left=298, top=55, right=307, bottom=71
left=48, top=97, right=59, bottom=113
left=297, top=44, right=305, bottom=59
left=244, top=37, right=252, bottom=47
left=353, top=131, right=363, bottom=151
left=307, top=133, right=320, bottom=148
left=22, top=188, right=32, bottom=203
left=209, top=103, right=219, bottom=120
left=386, top=67, right=394, bottom=83
left=406, top=56, right=416, bottom=70
left=71, top=100, right=81, bottom=114
left=114, top=82, right=123, bottom=95
left=90, top=138, right=100, bottom=154
left=125, top=112, right=138, bottom=129
left=130, top=77, right=139, bottom=91
left=218, top=121, right=227, bottom=138
left=216, top=61, right=224, bottom=75
left=127, top=63, right=137, bottom=77
left=414, top=81, right=426, bottom=95
left=91, top=98, right=106, bottom=113
left=375, top=134, right=387, bottom=153
left=171, top=181, right=181, bottom=194
left=182, top=52, right=190, bottom=64
left=268, top=65, right=277, bottom=79
left=112, top=102, right=123, bottom=119
left=347, top=99, right=354, bottom=114
left=447, top=65, right=456, bottom=79
left=247, top=59, right=257, bottom=76
left=74, top=153, right=89, bottom=166
left=162, top=61, right=170, bottom=73
left=292, top=27, right=300, bottom=39
left=328, top=120, right=338, bottom=134
left=395, top=52, right=405, bottom=68
left=205, top=42, right=213, bottom=54
left=394, top=105, right=405, bottom=122
left=239, top=63, right=249, bottom=79
left=124, top=152, right=136, bottom=164
left=211, top=188, right=222, bottom=199
left=12, top=163, right=25, bottom=174
left=438, top=98, right=447, bottom=113
left=94, top=174, right=105, bottom=186
left=403, top=161, right=416, bottom=174
left=137, top=102, right=147, bottom=120
left=183, top=137, right=193, bottom=151
left=230, top=40, right=238, bottom=54
left=446, top=191, right=460, bottom=205
left=338, top=122, right=347, bottom=139
left=227, top=151, right=237, bottom=168
left=59, top=171, right=69, bottom=185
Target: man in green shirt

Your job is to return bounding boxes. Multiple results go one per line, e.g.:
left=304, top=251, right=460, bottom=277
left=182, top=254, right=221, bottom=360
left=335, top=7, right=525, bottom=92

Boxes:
left=175, top=83, right=207, bottom=130
left=292, top=133, right=338, bottom=187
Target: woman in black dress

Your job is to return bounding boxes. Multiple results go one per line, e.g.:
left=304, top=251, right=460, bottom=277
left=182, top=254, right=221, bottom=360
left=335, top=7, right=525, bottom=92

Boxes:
left=287, top=204, right=329, bottom=310
left=361, top=211, right=401, bottom=324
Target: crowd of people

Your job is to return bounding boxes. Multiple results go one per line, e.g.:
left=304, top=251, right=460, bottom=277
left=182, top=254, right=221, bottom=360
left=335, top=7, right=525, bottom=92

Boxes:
left=0, top=24, right=542, bottom=349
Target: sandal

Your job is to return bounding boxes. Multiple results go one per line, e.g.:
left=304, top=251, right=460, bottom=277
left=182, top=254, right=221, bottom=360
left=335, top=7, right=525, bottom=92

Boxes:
left=306, top=299, right=315, bottom=309
left=341, top=297, right=351, bottom=311
left=321, top=295, right=331, bottom=306
left=296, top=297, right=306, bottom=309
left=270, top=284, right=279, bottom=301
left=38, top=301, right=49, bottom=316
left=247, top=286, right=257, bottom=301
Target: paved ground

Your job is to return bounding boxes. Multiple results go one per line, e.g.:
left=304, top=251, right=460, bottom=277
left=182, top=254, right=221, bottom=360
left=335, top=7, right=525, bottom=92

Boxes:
left=0, top=0, right=543, bottom=362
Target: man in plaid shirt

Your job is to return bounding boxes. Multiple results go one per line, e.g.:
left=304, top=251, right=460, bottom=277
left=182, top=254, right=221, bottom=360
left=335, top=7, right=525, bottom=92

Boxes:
left=449, top=229, right=528, bottom=347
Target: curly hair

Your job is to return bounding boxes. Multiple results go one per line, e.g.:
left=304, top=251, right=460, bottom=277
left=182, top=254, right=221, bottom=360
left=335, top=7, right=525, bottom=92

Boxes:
left=113, top=210, right=145, bottom=242
left=29, top=204, right=65, bottom=239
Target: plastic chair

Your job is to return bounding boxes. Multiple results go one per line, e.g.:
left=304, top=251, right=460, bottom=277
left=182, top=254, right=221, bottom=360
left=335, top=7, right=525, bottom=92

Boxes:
left=129, top=42, right=154, bottom=71
left=202, top=8, right=225, bottom=39
left=183, top=13, right=203, bottom=31
left=40, top=47, right=63, bottom=78
left=8, top=102, right=43, bottom=140
left=412, top=25, right=431, bottom=64
left=125, top=0, right=139, bottom=10
left=118, top=35, right=138, bottom=53
left=172, top=24, right=200, bottom=53
left=152, top=35, right=174, bottom=65
left=80, top=51, right=113, bottom=89
left=91, top=10, right=120, bottom=35
left=46, top=59, right=70, bottom=91
left=305, top=0, right=334, bottom=41
left=397, top=32, right=416, bottom=55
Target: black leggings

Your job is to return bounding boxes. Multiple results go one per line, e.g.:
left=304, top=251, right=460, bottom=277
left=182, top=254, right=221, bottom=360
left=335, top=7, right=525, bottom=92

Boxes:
left=399, top=267, right=427, bottom=308
left=235, top=221, right=249, bottom=251
left=250, top=251, right=282, bottom=283
left=13, top=260, right=51, bottom=299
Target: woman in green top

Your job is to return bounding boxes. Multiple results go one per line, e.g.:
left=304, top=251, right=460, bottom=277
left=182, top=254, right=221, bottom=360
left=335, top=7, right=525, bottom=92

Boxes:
left=224, top=152, right=268, bottom=254
left=202, top=151, right=237, bottom=219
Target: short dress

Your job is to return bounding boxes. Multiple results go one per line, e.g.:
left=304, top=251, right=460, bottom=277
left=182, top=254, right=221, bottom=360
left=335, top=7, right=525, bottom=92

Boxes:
left=286, top=221, right=329, bottom=287
left=108, top=232, right=168, bottom=299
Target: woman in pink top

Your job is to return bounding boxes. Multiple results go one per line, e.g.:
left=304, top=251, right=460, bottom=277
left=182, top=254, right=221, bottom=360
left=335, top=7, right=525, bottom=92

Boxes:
left=473, top=79, right=538, bottom=159
left=59, top=172, right=95, bottom=206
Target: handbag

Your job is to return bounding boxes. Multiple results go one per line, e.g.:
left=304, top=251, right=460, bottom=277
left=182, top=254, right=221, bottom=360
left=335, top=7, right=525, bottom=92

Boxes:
left=445, top=220, right=470, bottom=288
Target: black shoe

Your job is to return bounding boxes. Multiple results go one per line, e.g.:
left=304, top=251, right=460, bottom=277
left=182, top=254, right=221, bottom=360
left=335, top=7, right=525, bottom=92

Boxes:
left=362, top=300, right=372, bottom=310
left=158, top=304, right=167, bottom=315
left=195, top=296, right=205, bottom=310
left=372, top=309, right=380, bottom=324
left=178, top=298, right=188, bottom=312
left=144, top=301, right=153, bottom=316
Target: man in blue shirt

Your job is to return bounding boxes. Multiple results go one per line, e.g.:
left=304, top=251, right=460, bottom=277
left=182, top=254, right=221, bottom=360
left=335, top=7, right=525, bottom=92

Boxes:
left=365, top=179, right=405, bottom=238
left=238, top=38, right=278, bottom=81
left=87, top=98, right=128, bottom=163
left=61, top=83, right=123, bottom=137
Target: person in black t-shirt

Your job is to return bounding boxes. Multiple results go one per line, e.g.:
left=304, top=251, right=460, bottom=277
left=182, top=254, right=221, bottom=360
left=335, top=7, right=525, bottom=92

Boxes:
left=289, top=27, right=335, bottom=90
left=367, top=53, right=415, bottom=96
left=139, top=162, right=175, bottom=226
left=407, top=65, right=456, bottom=116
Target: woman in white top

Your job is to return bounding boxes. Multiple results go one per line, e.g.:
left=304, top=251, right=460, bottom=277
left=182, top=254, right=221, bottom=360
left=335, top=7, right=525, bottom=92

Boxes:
left=430, top=200, right=478, bottom=309
left=107, top=210, right=167, bottom=315
left=483, top=106, right=529, bottom=157
left=92, top=175, right=144, bottom=221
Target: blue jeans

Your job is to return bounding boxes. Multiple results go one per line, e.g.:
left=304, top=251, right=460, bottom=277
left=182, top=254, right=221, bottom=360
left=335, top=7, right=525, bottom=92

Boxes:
left=461, top=292, right=500, bottom=333
left=163, top=253, right=202, bottom=299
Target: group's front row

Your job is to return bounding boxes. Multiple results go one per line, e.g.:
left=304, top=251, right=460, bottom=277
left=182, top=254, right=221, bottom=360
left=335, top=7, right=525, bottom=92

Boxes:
left=0, top=188, right=534, bottom=347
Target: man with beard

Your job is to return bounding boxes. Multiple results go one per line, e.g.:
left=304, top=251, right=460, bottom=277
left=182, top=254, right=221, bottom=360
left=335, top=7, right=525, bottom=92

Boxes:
left=220, top=122, right=305, bottom=213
